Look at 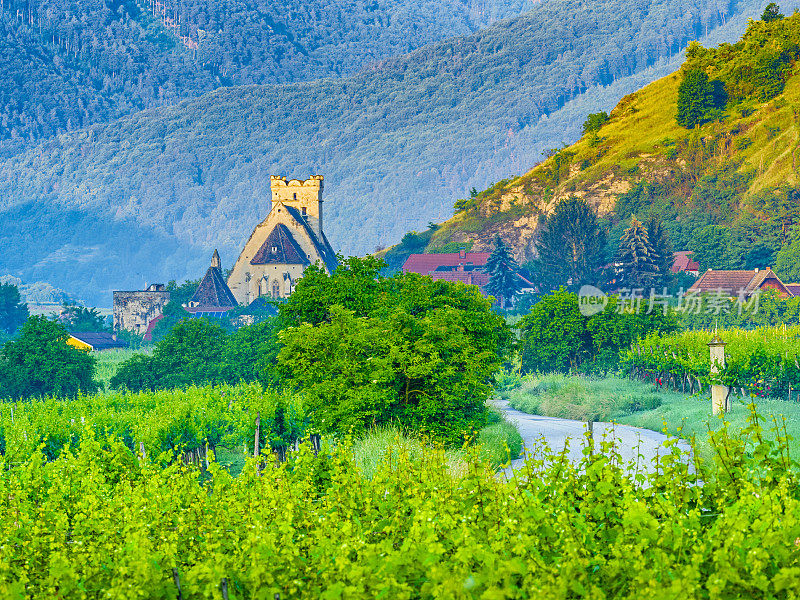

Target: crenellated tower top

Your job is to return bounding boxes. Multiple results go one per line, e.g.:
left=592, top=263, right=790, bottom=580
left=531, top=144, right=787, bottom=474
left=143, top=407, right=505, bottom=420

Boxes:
left=270, top=175, right=325, bottom=237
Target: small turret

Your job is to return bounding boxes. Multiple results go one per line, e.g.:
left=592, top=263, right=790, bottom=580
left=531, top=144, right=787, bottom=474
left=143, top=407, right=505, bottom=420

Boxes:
left=211, top=249, right=221, bottom=269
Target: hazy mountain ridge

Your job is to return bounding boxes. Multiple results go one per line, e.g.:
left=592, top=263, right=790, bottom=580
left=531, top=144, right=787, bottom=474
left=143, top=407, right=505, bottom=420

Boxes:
left=0, top=0, right=540, bottom=154
left=0, top=0, right=771, bottom=304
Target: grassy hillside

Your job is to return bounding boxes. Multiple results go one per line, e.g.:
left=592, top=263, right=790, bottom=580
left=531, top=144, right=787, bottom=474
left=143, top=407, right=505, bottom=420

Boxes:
left=427, top=11, right=800, bottom=272
left=0, top=0, right=772, bottom=304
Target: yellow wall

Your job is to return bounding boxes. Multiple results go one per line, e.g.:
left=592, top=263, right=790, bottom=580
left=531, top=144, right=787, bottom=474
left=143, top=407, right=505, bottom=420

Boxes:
left=67, top=336, right=93, bottom=352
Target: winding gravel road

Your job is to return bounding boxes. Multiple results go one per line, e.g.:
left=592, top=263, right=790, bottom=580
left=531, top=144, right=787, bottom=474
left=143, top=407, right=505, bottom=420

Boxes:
left=494, top=398, right=692, bottom=476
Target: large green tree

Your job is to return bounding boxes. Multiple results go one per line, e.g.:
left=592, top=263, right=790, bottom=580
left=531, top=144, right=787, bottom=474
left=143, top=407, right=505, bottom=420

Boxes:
left=279, top=305, right=499, bottom=444
left=518, top=290, right=677, bottom=373
left=689, top=224, right=738, bottom=271
left=676, top=68, right=727, bottom=128
left=58, top=303, right=109, bottom=332
left=616, top=217, right=660, bottom=289
left=534, top=197, right=607, bottom=292
left=0, top=283, right=29, bottom=335
left=0, top=316, right=97, bottom=399
left=762, top=2, right=784, bottom=22
left=484, top=235, right=521, bottom=308
left=775, top=225, right=800, bottom=283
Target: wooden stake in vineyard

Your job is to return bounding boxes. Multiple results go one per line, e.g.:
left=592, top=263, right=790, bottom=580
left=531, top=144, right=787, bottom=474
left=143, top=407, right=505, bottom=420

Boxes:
left=709, top=334, right=729, bottom=415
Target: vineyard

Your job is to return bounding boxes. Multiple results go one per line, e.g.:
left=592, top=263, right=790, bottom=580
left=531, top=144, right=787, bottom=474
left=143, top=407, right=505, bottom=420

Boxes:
left=0, top=384, right=304, bottom=466
left=1, top=410, right=799, bottom=598
left=622, top=326, right=800, bottom=401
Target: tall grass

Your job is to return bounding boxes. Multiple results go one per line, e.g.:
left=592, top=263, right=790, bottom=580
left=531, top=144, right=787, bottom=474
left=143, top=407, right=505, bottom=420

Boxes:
left=351, top=414, right=523, bottom=479
left=94, top=349, right=149, bottom=392
left=502, top=373, right=676, bottom=421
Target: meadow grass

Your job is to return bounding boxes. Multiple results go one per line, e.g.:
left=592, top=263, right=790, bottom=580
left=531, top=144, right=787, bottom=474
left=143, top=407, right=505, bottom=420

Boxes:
left=94, top=349, right=149, bottom=392
left=616, top=392, right=800, bottom=459
left=501, top=373, right=676, bottom=421
left=350, top=413, right=523, bottom=479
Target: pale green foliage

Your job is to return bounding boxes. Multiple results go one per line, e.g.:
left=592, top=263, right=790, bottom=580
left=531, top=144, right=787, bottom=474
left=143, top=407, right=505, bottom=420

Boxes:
left=0, top=407, right=798, bottom=597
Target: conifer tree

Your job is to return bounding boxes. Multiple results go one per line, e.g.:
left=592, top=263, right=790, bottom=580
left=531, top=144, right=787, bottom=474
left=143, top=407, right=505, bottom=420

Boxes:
left=484, top=235, right=521, bottom=308
left=646, top=215, right=674, bottom=287
left=534, top=196, right=606, bottom=291
left=616, top=217, right=659, bottom=289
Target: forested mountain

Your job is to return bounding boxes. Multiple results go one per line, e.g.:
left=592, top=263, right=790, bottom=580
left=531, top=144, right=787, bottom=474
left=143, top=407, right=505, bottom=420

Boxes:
left=0, top=0, right=782, bottom=304
left=0, top=0, right=539, bottom=153
left=421, top=11, right=800, bottom=283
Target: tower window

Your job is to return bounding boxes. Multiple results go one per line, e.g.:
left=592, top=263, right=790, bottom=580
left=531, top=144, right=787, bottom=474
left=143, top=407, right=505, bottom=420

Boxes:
left=293, top=192, right=297, bottom=200
left=301, top=207, right=307, bottom=216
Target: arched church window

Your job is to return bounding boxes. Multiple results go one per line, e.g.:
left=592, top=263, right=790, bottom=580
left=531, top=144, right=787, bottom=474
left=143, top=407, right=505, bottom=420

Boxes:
left=259, top=276, right=268, bottom=296
left=272, top=280, right=280, bottom=299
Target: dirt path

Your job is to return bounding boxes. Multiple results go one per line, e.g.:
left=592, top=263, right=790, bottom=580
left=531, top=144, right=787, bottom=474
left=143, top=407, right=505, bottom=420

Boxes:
left=494, top=398, right=692, bottom=476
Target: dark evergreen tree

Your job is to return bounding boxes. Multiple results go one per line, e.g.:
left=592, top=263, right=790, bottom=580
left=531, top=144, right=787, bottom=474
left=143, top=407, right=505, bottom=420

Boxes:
left=676, top=69, right=727, bottom=128
left=0, top=283, right=29, bottom=334
left=534, top=197, right=607, bottom=292
left=646, top=215, right=674, bottom=287
left=616, top=217, right=660, bottom=289
left=484, top=235, right=521, bottom=308
left=762, top=3, right=784, bottom=22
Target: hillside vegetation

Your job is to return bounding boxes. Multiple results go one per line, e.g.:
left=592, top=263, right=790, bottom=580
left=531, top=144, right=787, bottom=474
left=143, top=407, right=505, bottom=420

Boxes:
left=428, top=11, right=800, bottom=272
left=0, top=0, right=766, bottom=304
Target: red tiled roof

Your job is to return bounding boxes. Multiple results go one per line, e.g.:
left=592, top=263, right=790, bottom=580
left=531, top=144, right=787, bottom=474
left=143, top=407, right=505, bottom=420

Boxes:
left=143, top=314, right=163, bottom=342
left=250, top=223, right=310, bottom=266
left=786, top=284, right=800, bottom=297
left=671, top=251, right=700, bottom=273
left=689, top=269, right=790, bottom=296
left=402, top=252, right=490, bottom=274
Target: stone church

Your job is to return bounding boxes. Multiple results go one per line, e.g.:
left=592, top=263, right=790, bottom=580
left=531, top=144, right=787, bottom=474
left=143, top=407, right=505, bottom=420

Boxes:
left=226, top=175, right=338, bottom=305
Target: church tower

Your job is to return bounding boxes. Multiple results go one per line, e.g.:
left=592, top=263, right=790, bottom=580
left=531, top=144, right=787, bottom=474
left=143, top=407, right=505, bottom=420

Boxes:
left=270, top=175, right=324, bottom=238
left=226, top=175, right=337, bottom=305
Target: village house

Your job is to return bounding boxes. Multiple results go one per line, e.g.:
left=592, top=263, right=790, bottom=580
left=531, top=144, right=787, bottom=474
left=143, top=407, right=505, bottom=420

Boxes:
left=402, top=249, right=491, bottom=289
left=688, top=268, right=793, bottom=298
left=671, top=251, right=700, bottom=276
left=67, top=332, right=129, bottom=352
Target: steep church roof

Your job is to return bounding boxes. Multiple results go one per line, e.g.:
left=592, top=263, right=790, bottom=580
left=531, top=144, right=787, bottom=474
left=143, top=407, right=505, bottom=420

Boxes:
left=284, top=205, right=338, bottom=273
left=250, top=223, right=310, bottom=266
left=189, top=255, right=238, bottom=309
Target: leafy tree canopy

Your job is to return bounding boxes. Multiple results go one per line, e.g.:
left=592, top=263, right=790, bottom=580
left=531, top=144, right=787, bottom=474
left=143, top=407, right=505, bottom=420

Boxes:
left=58, top=303, right=109, bottom=332
left=0, top=316, right=97, bottom=400
left=676, top=68, right=727, bottom=128
left=762, top=2, right=784, bottom=22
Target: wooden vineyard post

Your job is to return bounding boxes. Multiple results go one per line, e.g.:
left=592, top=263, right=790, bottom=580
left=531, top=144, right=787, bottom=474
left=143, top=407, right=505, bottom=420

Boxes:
left=587, top=420, right=594, bottom=456
left=709, top=334, right=729, bottom=415
left=254, top=412, right=261, bottom=459
left=172, top=568, right=182, bottom=600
